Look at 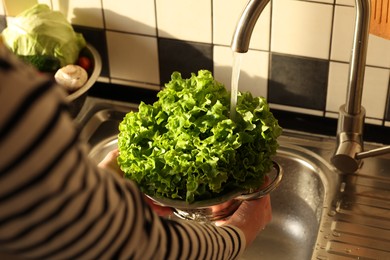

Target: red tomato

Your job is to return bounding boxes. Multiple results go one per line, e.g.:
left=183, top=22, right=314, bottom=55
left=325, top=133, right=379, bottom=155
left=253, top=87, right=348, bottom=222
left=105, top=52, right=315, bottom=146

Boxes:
left=77, top=56, right=92, bottom=71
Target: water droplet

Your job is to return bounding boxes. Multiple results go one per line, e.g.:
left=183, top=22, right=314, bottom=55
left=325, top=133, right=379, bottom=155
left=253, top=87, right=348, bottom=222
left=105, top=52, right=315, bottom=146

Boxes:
left=336, top=200, right=342, bottom=211
left=345, top=248, right=352, bottom=253
left=328, top=210, right=336, bottom=217
left=340, top=182, right=346, bottom=192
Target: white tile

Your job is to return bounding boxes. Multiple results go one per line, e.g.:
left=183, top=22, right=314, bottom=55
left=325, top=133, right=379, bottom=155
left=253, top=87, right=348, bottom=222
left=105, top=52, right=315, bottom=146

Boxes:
left=269, top=104, right=324, bottom=116
left=52, top=0, right=104, bottom=28
left=2, top=0, right=51, bottom=16
left=213, top=46, right=234, bottom=88
left=102, top=0, right=156, bottom=36
left=304, top=0, right=334, bottom=4
left=0, top=1, right=5, bottom=15
left=362, top=66, right=389, bottom=119
left=331, top=6, right=390, bottom=69
left=213, top=0, right=270, bottom=50
left=364, top=118, right=383, bottom=125
left=213, top=45, right=269, bottom=98
left=156, top=0, right=212, bottom=43
left=330, top=5, right=355, bottom=62
left=97, top=76, right=110, bottom=83
left=325, top=111, right=339, bottom=119
left=106, top=31, right=160, bottom=85
left=367, top=35, right=390, bottom=68
left=336, top=0, right=355, bottom=6
left=326, top=62, right=349, bottom=113
left=271, top=0, right=333, bottom=59
left=111, top=78, right=160, bottom=91
left=327, top=62, right=389, bottom=120
left=2, top=0, right=36, bottom=16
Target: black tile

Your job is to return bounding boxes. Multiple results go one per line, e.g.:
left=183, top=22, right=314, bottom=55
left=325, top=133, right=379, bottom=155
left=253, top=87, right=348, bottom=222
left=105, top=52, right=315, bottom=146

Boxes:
left=73, top=25, right=109, bottom=77
left=271, top=108, right=390, bottom=144
left=158, top=38, right=213, bottom=85
left=90, top=82, right=159, bottom=105
left=385, top=80, right=390, bottom=121
left=269, top=53, right=329, bottom=111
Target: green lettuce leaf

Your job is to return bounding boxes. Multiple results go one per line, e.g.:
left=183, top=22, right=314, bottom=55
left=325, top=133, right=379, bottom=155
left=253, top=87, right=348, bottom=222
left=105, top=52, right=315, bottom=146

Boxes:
left=118, top=70, right=282, bottom=203
left=2, top=4, right=86, bottom=67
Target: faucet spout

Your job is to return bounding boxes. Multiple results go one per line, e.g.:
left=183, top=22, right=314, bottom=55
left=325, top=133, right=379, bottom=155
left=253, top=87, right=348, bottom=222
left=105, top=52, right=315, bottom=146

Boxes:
left=231, top=0, right=390, bottom=173
left=231, top=0, right=270, bottom=53
left=345, top=0, right=370, bottom=115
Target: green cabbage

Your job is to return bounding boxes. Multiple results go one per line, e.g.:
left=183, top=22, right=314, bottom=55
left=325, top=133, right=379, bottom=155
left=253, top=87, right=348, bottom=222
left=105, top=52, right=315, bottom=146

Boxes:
left=118, top=70, right=282, bottom=203
left=1, top=4, right=86, bottom=67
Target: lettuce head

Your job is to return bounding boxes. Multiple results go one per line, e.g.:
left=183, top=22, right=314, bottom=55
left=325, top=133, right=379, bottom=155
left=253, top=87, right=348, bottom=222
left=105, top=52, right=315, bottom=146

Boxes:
left=1, top=4, right=86, bottom=67
left=118, top=70, right=282, bottom=203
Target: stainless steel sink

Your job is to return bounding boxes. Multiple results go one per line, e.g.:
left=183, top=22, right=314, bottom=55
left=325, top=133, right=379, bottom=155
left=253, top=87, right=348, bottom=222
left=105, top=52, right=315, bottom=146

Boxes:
left=242, top=145, right=331, bottom=260
left=77, top=97, right=390, bottom=260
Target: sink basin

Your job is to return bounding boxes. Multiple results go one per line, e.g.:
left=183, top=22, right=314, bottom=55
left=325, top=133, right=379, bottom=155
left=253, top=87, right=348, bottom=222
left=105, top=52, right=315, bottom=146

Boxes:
left=78, top=98, right=334, bottom=260
left=242, top=148, right=327, bottom=260
left=77, top=97, right=390, bottom=260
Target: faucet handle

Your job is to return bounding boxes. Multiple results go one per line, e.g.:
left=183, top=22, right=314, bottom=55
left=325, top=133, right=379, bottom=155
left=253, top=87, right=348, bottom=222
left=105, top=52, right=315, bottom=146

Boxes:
left=356, top=145, right=390, bottom=159
left=332, top=134, right=390, bottom=172
left=332, top=105, right=365, bottom=173
left=332, top=105, right=390, bottom=172
left=332, top=132, right=364, bottom=173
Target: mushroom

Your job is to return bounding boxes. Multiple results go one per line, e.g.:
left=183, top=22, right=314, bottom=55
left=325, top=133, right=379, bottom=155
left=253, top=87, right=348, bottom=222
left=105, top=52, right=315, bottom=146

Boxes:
left=55, top=64, right=88, bottom=92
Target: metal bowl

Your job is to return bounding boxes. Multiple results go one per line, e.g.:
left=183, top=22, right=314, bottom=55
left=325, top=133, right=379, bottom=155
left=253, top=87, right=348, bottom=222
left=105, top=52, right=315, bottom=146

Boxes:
left=66, top=44, right=102, bottom=117
left=147, top=161, right=283, bottom=223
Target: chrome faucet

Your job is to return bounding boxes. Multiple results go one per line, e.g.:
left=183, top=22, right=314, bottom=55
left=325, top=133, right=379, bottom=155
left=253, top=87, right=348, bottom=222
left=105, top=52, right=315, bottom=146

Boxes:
left=231, top=0, right=390, bottom=173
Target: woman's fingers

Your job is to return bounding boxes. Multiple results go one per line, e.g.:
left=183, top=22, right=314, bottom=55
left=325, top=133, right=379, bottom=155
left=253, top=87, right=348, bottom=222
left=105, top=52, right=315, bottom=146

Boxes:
left=98, top=149, right=122, bottom=176
left=143, top=195, right=173, bottom=217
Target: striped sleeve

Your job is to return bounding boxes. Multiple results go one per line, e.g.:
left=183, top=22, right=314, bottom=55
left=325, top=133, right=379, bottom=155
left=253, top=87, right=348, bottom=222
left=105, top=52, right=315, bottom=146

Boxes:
left=0, top=45, right=246, bottom=260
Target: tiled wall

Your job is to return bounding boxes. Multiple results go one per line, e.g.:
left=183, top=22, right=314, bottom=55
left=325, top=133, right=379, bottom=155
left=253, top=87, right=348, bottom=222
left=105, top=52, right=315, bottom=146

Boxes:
left=1, top=0, right=390, bottom=129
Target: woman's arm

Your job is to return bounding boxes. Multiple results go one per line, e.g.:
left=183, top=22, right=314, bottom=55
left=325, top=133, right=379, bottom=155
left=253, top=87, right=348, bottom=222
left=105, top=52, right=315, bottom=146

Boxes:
left=0, top=44, right=255, bottom=260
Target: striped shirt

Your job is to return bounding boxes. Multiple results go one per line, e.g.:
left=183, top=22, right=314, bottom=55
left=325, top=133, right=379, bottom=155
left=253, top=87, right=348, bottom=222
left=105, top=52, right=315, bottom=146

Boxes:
left=0, top=44, right=246, bottom=260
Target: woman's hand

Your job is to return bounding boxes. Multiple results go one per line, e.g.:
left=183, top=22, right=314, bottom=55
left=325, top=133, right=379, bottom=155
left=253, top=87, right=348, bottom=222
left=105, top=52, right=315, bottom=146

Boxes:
left=98, top=149, right=173, bottom=217
left=98, top=149, right=122, bottom=176
left=219, top=195, right=272, bottom=247
left=143, top=195, right=174, bottom=217
left=215, top=178, right=272, bottom=247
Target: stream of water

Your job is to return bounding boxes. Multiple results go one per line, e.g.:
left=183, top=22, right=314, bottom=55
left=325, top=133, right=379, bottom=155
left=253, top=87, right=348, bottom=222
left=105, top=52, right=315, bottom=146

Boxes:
left=230, top=52, right=243, bottom=121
